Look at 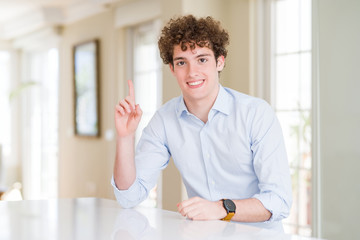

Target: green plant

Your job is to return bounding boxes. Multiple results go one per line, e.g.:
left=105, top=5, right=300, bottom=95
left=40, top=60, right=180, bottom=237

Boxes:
left=9, top=81, right=39, bottom=102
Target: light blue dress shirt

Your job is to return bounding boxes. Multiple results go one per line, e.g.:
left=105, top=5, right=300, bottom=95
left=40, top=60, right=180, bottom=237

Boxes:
left=112, top=85, right=292, bottom=231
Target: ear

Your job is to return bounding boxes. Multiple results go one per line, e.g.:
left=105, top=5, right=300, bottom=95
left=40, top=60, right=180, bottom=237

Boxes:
left=216, top=56, right=225, bottom=71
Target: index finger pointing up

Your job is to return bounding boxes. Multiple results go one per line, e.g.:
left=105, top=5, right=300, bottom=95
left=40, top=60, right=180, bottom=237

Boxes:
left=128, top=79, right=135, bottom=102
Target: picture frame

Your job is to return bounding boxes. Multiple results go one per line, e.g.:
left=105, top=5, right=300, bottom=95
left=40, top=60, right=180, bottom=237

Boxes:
left=73, top=39, right=100, bottom=137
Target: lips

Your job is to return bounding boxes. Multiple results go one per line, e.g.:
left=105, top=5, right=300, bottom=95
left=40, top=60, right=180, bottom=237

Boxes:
left=187, top=80, right=204, bottom=88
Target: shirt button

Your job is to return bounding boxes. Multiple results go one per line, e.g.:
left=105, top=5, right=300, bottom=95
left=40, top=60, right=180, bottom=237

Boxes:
left=211, top=180, right=215, bottom=185
left=206, top=153, right=210, bottom=159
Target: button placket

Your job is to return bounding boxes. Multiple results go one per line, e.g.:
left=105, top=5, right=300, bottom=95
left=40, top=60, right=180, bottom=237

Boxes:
left=200, top=125, right=217, bottom=200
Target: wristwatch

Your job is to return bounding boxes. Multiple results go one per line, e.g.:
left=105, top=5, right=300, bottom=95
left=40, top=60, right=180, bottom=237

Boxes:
left=221, top=199, right=236, bottom=221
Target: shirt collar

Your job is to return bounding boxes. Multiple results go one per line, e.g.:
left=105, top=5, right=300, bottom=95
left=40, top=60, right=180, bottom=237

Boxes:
left=176, top=84, right=232, bottom=118
left=176, top=95, right=189, bottom=118
left=211, top=85, right=232, bottom=116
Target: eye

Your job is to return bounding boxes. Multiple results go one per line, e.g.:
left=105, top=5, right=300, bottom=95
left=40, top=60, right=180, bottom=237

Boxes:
left=199, top=58, right=208, bottom=63
left=176, top=61, right=185, bottom=66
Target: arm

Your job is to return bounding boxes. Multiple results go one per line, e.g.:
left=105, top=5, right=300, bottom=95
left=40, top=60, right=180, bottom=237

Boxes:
left=113, top=80, right=142, bottom=190
left=113, top=83, right=171, bottom=208
left=178, top=101, right=291, bottom=222
left=177, top=197, right=271, bottom=222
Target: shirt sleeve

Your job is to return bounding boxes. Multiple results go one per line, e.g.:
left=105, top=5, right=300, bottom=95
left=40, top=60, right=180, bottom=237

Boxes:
left=249, top=100, right=293, bottom=222
left=112, top=112, right=170, bottom=208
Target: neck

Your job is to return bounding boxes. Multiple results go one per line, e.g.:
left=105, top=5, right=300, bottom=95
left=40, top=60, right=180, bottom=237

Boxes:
left=183, top=86, right=219, bottom=123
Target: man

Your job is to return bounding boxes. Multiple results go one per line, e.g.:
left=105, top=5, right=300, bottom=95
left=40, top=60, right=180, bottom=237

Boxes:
left=112, top=15, right=292, bottom=231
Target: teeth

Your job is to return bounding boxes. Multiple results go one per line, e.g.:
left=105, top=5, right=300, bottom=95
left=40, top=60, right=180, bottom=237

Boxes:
left=188, top=80, right=203, bottom=86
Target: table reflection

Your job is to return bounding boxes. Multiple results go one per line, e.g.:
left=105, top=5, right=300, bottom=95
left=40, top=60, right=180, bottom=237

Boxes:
left=112, top=205, right=293, bottom=240
left=0, top=198, right=318, bottom=240
left=112, top=209, right=159, bottom=240
left=176, top=219, right=293, bottom=240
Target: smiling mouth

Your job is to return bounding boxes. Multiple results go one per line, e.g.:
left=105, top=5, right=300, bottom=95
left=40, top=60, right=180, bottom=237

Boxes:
left=187, top=80, right=204, bottom=86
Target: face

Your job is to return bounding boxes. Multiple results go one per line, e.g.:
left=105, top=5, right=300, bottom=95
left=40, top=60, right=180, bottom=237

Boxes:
left=169, top=44, right=225, bottom=105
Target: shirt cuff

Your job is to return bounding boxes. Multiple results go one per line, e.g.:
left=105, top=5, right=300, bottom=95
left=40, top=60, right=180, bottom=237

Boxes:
left=111, top=176, right=144, bottom=208
left=252, top=192, right=289, bottom=223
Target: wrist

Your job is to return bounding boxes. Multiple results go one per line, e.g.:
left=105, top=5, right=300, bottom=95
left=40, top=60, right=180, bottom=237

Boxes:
left=218, top=200, right=227, bottom=219
left=117, top=134, right=135, bottom=142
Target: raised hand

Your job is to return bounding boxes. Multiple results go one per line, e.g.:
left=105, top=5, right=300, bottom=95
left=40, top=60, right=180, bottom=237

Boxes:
left=115, top=80, right=142, bottom=137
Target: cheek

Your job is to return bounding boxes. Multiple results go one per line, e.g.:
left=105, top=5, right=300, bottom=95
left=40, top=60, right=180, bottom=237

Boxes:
left=208, top=67, right=220, bottom=79
left=174, top=69, right=186, bottom=81
left=175, top=73, right=186, bottom=87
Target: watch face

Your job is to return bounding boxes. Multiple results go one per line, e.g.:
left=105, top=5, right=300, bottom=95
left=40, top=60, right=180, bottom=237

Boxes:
left=224, top=199, right=236, bottom=212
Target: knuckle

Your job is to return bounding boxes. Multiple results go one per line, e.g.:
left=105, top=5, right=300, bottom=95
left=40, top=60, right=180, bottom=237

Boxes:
left=116, top=105, right=124, bottom=112
left=194, top=196, right=201, bottom=201
left=119, top=100, right=126, bottom=106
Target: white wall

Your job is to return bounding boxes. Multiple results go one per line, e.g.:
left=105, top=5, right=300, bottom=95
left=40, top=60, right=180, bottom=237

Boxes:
left=58, top=10, right=117, bottom=199
left=316, top=0, right=360, bottom=239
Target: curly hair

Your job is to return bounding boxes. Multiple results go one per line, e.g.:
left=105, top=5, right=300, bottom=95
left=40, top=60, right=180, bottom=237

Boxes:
left=158, top=15, right=229, bottom=65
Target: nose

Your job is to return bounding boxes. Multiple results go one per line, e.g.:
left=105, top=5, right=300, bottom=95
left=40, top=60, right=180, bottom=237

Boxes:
left=187, top=62, right=199, bottom=78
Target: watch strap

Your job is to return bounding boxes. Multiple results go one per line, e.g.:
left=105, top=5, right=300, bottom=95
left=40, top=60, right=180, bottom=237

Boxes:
left=221, top=212, right=235, bottom=221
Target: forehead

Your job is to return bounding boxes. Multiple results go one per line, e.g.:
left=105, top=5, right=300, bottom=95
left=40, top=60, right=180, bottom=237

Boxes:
left=172, top=44, right=215, bottom=58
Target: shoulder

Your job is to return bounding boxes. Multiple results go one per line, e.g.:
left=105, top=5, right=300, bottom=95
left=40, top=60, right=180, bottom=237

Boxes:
left=223, top=87, right=271, bottom=112
left=143, top=96, right=181, bottom=140
left=156, top=96, right=182, bottom=115
left=147, top=96, right=182, bottom=127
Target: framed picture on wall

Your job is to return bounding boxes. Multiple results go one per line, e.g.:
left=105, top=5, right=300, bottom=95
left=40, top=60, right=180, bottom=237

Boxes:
left=73, top=39, right=100, bottom=137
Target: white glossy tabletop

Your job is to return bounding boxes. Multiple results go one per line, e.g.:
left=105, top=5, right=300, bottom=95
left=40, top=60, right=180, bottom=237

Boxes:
left=0, top=198, right=321, bottom=240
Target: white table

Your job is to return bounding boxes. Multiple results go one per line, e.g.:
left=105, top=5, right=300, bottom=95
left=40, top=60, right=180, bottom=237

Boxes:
left=0, top=198, right=322, bottom=240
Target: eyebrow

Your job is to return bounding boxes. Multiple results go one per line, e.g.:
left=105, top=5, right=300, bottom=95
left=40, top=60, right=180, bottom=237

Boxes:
left=173, top=53, right=212, bottom=61
left=173, top=56, right=185, bottom=61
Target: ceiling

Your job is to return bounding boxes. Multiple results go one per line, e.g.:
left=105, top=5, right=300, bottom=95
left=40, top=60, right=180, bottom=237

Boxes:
left=0, top=0, right=126, bottom=40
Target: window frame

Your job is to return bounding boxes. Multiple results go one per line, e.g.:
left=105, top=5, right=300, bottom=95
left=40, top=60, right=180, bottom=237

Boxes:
left=252, top=0, right=320, bottom=237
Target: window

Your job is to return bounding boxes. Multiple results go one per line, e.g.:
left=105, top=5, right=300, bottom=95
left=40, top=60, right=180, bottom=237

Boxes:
left=0, top=46, right=59, bottom=200
left=0, top=51, right=13, bottom=188
left=270, top=0, right=312, bottom=236
left=128, top=20, right=162, bottom=207
left=21, top=48, right=59, bottom=199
